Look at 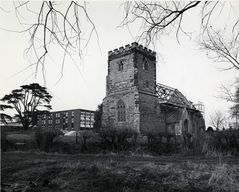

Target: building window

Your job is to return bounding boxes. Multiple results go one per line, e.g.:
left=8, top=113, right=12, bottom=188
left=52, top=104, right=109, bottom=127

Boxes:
left=91, top=113, right=94, bottom=119
left=56, top=119, right=60, bottom=124
left=118, top=60, right=124, bottom=71
left=72, top=111, right=74, bottom=117
left=143, top=57, right=149, bottom=71
left=80, top=122, right=85, bottom=127
left=65, top=112, right=68, bottom=117
left=117, top=100, right=126, bottom=122
left=56, top=113, right=60, bottom=118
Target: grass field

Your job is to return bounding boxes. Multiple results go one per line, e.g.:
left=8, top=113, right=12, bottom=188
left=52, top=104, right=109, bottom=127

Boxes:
left=1, top=152, right=239, bottom=192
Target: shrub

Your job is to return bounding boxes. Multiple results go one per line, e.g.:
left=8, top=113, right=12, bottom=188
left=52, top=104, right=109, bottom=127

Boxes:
left=1, top=131, right=14, bottom=151
left=144, top=131, right=179, bottom=155
left=99, top=127, right=138, bottom=152
left=35, top=129, right=61, bottom=152
left=78, top=130, right=95, bottom=152
left=202, top=129, right=239, bottom=155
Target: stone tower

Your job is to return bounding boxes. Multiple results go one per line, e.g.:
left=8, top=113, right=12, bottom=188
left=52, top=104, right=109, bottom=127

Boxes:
left=102, top=42, right=161, bottom=133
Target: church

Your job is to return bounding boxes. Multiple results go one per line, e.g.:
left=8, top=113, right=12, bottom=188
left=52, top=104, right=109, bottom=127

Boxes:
left=102, top=42, right=205, bottom=137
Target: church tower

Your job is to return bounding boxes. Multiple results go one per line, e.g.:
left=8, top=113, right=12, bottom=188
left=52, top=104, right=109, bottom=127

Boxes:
left=102, top=42, right=161, bottom=133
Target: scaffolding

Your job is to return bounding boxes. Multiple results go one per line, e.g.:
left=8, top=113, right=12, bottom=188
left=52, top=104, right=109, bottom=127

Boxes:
left=156, top=83, right=194, bottom=109
left=193, top=102, right=205, bottom=117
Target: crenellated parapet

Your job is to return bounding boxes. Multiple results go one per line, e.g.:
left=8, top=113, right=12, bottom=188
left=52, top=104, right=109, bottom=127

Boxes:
left=108, top=42, right=156, bottom=60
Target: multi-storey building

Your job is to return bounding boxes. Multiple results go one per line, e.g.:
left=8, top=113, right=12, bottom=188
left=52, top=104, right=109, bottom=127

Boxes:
left=37, top=109, right=95, bottom=131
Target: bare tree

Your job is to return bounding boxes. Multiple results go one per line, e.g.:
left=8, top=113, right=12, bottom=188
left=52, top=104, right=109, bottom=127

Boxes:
left=121, top=1, right=239, bottom=70
left=201, top=29, right=239, bottom=71
left=219, top=79, right=239, bottom=103
left=9, top=1, right=99, bottom=82
left=4, top=1, right=239, bottom=78
left=218, top=79, right=239, bottom=127
left=231, top=83, right=239, bottom=124
left=210, top=111, right=227, bottom=130
left=122, top=1, right=201, bottom=45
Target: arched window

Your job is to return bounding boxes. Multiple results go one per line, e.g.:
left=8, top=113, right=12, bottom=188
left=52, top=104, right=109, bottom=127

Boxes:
left=143, top=57, right=149, bottom=71
left=118, top=60, right=124, bottom=71
left=117, top=100, right=126, bottom=122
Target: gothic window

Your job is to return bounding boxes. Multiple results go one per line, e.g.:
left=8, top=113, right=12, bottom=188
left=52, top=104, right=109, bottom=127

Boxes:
left=118, top=60, right=124, bottom=71
left=143, top=57, right=149, bottom=71
left=117, top=100, right=126, bottom=122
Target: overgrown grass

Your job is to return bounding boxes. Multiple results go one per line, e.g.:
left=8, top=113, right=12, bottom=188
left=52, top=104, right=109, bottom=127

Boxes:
left=1, top=152, right=239, bottom=192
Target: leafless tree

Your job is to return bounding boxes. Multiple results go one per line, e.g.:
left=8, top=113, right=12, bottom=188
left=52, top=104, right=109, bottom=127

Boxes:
left=201, top=28, right=239, bottom=71
left=218, top=79, right=239, bottom=126
left=219, top=79, right=239, bottom=103
left=122, top=1, right=200, bottom=45
left=9, top=1, right=99, bottom=82
left=210, top=111, right=227, bottom=130
left=121, top=1, right=239, bottom=70
left=4, top=1, right=239, bottom=79
left=231, top=82, right=239, bottom=123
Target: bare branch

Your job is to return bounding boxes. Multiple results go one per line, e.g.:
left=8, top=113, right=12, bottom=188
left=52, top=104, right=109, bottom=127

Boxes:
left=121, top=1, right=201, bottom=46
left=200, top=28, right=239, bottom=71
left=210, top=111, right=227, bottom=130
left=12, top=1, right=99, bottom=83
left=121, top=1, right=239, bottom=72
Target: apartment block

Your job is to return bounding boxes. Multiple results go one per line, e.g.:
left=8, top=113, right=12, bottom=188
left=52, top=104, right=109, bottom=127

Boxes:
left=37, top=109, right=95, bottom=131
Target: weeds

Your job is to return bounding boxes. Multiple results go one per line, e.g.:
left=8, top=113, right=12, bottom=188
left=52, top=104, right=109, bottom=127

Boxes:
left=2, top=152, right=239, bottom=192
left=209, top=164, right=239, bottom=191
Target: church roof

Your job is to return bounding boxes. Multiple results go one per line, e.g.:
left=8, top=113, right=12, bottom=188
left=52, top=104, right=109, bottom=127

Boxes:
left=156, top=83, right=195, bottom=109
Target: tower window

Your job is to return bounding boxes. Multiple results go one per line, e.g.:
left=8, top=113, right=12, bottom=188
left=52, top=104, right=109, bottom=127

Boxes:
left=143, top=60, right=149, bottom=71
left=118, top=60, right=124, bottom=71
left=117, top=100, right=126, bottom=122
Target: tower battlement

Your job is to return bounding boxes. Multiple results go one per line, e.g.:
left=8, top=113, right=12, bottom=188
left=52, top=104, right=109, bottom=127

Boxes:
left=108, top=42, right=156, bottom=60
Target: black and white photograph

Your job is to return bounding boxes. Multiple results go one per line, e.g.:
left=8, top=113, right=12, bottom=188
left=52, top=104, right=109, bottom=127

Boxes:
left=1, top=1, right=239, bottom=191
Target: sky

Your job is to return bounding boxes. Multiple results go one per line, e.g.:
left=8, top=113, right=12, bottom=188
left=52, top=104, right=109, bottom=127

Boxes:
left=0, top=1, right=238, bottom=127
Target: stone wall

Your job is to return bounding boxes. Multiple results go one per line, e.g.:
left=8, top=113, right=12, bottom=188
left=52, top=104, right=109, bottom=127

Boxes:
left=102, top=42, right=205, bottom=137
left=102, top=42, right=157, bottom=133
left=138, top=93, right=163, bottom=133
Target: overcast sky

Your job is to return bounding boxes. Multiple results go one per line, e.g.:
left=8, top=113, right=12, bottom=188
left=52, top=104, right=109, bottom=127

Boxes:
left=0, top=1, right=238, bottom=127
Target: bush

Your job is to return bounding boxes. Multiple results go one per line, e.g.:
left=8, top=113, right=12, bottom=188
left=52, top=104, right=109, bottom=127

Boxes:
left=1, top=131, right=14, bottom=152
left=99, top=127, right=138, bottom=152
left=52, top=140, right=80, bottom=154
left=35, top=129, right=61, bottom=152
left=78, top=130, right=95, bottom=152
left=202, top=129, right=239, bottom=155
left=144, top=131, right=180, bottom=155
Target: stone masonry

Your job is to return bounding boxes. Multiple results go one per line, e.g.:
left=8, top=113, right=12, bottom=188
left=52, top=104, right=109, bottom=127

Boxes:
left=102, top=42, right=205, bottom=135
